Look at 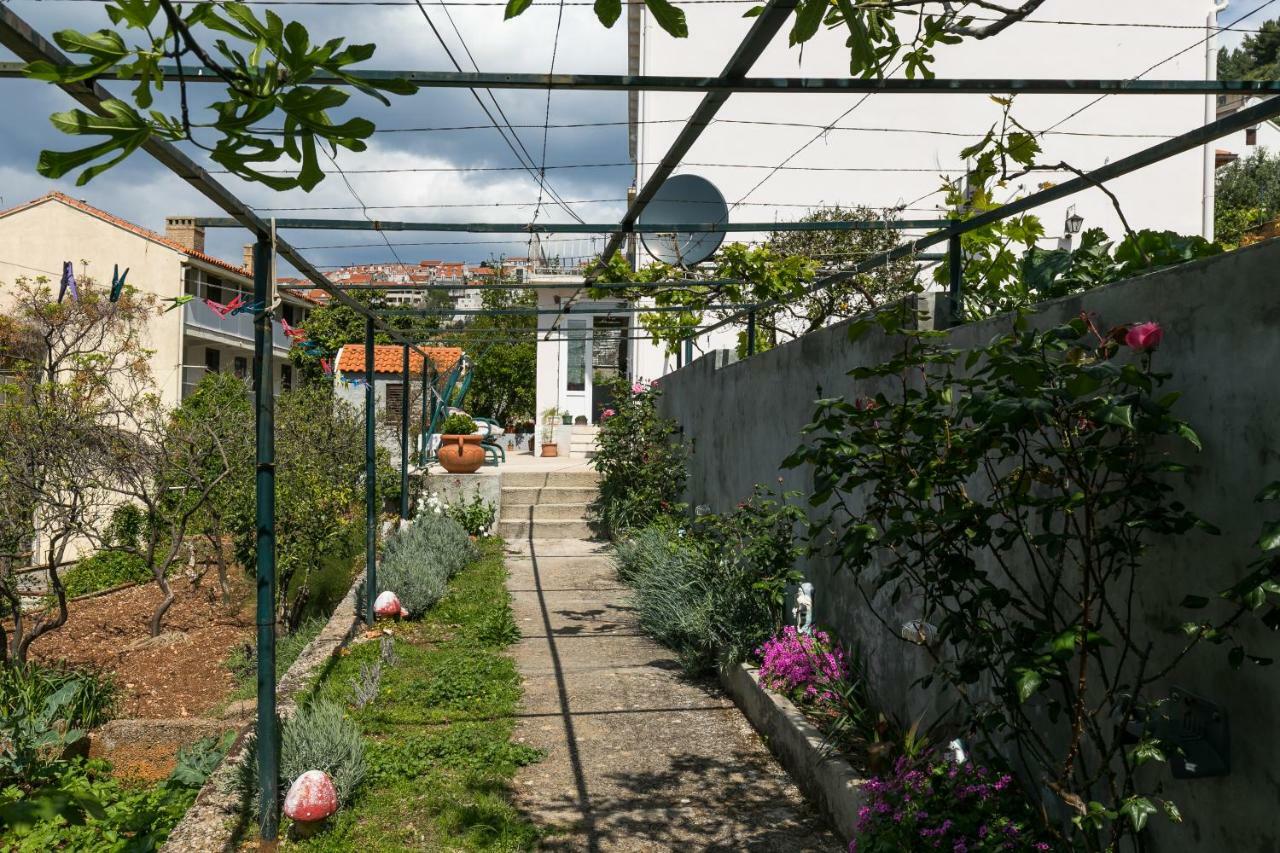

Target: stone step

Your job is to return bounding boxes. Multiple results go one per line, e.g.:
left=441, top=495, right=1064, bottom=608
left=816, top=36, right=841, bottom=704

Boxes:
left=501, top=486, right=599, bottom=506
left=498, top=519, right=598, bottom=540
left=501, top=502, right=591, bottom=521
left=572, top=424, right=599, bottom=434
left=569, top=450, right=597, bottom=460
left=502, top=470, right=599, bottom=488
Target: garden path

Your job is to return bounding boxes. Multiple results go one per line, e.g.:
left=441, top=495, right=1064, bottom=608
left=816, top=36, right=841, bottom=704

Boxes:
left=504, top=471, right=839, bottom=852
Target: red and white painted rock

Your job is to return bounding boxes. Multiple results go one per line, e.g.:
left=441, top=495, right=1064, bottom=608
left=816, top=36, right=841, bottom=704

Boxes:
left=399, top=606, right=410, bottom=619
left=374, top=590, right=402, bottom=619
left=283, top=770, right=338, bottom=822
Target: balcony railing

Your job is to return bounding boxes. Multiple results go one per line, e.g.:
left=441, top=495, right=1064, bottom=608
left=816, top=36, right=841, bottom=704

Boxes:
left=185, top=298, right=290, bottom=350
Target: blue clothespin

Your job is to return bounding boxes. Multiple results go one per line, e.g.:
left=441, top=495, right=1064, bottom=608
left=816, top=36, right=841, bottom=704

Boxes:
left=110, top=264, right=129, bottom=302
left=229, top=298, right=264, bottom=316
left=58, top=261, right=78, bottom=303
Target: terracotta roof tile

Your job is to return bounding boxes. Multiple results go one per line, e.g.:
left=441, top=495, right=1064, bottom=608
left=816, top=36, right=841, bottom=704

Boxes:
left=0, top=192, right=250, bottom=278
left=336, top=344, right=462, bottom=377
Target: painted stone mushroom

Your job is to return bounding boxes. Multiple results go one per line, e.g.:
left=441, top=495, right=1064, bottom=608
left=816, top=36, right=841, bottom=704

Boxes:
left=284, top=769, right=338, bottom=826
left=374, top=590, right=402, bottom=620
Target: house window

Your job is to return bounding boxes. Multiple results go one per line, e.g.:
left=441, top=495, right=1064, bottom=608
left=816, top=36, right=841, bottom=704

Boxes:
left=1247, top=127, right=1258, bottom=146
left=566, top=320, right=588, bottom=392
left=385, top=382, right=403, bottom=424
left=281, top=364, right=293, bottom=391
left=205, top=348, right=221, bottom=374
left=234, top=356, right=248, bottom=379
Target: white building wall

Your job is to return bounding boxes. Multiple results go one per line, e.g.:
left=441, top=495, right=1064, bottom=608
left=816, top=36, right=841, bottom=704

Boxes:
left=634, top=0, right=1213, bottom=371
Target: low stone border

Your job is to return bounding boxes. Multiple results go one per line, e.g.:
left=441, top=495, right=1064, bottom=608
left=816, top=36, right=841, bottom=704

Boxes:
left=161, top=566, right=368, bottom=852
left=719, top=661, right=864, bottom=844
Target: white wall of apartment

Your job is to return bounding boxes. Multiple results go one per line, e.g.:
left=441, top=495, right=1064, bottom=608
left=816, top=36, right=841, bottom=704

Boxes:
left=633, top=0, right=1214, bottom=377
left=0, top=199, right=189, bottom=404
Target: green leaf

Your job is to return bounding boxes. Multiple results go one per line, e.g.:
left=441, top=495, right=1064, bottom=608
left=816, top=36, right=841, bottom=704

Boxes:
left=1258, top=520, right=1280, bottom=552
left=645, top=0, right=688, bottom=37
left=1162, top=800, right=1182, bottom=823
left=1175, top=422, right=1202, bottom=450
left=743, top=4, right=765, bottom=16
left=1120, top=796, right=1158, bottom=833
left=1257, top=482, right=1280, bottom=503
left=594, top=0, right=623, bottom=27
left=1179, top=594, right=1209, bottom=609
left=790, top=0, right=827, bottom=46
left=1228, top=644, right=1245, bottom=669
left=1015, top=668, right=1042, bottom=703
left=1099, top=403, right=1134, bottom=430
left=504, top=0, right=534, bottom=19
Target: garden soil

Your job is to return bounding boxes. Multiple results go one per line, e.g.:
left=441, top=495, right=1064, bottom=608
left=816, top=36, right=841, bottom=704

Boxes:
left=26, top=573, right=253, bottom=718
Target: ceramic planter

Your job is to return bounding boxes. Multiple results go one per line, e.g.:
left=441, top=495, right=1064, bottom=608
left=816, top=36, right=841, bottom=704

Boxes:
left=541, top=442, right=559, bottom=458
left=439, top=434, right=484, bottom=473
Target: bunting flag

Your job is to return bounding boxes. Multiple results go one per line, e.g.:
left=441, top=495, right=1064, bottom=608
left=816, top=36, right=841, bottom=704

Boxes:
left=109, top=264, right=129, bottom=302
left=58, top=261, right=78, bottom=303
left=161, top=295, right=196, bottom=313
left=299, top=340, right=326, bottom=356
left=320, top=357, right=333, bottom=377
left=281, top=317, right=308, bottom=342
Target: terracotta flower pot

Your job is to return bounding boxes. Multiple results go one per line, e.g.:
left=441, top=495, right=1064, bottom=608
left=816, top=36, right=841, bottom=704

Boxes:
left=541, top=442, right=559, bottom=458
left=439, top=434, right=484, bottom=473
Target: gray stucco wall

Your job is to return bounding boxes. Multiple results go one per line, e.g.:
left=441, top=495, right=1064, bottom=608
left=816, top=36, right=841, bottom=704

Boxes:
left=657, top=238, right=1280, bottom=851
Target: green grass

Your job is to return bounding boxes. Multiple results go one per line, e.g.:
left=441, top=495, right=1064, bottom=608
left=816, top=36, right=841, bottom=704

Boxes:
left=284, top=538, right=543, bottom=852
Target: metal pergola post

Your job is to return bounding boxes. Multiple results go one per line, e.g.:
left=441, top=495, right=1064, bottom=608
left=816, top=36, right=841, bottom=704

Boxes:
left=948, top=222, right=963, bottom=327
left=364, top=317, right=377, bottom=625
left=399, top=344, right=411, bottom=521
left=419, top=357, right=430, bottom=468
left=251, top=235, right=279, bottom=841
left=684, top=338, right=693, bottom=365
left=196, top=218, right=949, bottom=234
left=746, top=310, right=757, bottom=356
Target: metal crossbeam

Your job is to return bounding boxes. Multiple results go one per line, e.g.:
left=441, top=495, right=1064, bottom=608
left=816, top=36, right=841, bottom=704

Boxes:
left=4, top=62, right=1279, bottom=96
left=376, top=304, right=757, bottom=317
left=196, top=217, right=947, bottom=233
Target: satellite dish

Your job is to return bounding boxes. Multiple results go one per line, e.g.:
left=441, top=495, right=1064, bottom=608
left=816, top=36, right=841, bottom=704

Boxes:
left=638, top=174, right=728, bottom=267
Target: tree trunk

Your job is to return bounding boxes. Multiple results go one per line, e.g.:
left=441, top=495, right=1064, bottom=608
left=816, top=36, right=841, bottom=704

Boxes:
left=206, top=527, right=230, bottom=606
left=149, top=573, right=175, bottom=637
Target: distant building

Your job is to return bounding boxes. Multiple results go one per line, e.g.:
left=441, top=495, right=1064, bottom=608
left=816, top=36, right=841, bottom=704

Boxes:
left=0, top=192, right=312, bottom=403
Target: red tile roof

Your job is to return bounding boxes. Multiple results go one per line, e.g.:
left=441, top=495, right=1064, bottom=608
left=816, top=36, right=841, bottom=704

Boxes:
left=0, top=192, right=250, bottom=277
left=336, top=344, right=462, bottom=377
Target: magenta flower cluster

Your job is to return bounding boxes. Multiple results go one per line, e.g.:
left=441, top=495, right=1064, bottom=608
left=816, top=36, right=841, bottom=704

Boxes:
left=848, top=754, right=1055, bottom=853
left=756, top=626, right=849, bottom=703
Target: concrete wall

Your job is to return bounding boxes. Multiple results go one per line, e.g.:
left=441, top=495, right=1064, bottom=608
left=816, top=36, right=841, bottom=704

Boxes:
left=656, top=238, right=1280, bottom=851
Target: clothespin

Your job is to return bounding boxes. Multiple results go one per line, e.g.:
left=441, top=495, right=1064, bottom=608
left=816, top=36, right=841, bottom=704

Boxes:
left=58, top=261, right=78, bottom=303
left=162, top=295, right=195, bottom=313
left=109, top=264, right=129, bottom=302
left=230, top=298, right=264, bottom=317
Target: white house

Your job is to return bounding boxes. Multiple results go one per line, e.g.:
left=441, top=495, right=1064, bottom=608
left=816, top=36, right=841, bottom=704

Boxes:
left=0, top=192, right=313, bottom=404
left=565, top=0, right=1219, bottom=397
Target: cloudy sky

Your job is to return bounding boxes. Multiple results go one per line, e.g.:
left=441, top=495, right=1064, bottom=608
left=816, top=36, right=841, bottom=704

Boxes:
left=0, top=0, right=1275, bottom=275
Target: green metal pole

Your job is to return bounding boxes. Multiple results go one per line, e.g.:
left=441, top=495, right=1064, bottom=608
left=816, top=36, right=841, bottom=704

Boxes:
left=251, top=235, right=279, bottom=841
left=948, top=221, right=963, bottom=327
left=683, top=337, right=693, bottom=366
left=364, top=317, right=377, bottom=625
left=399, top=344, right=410, bottom=521
left=746, top=309, right=757, bottom=356
left=419, top=358, right=430, bottom=467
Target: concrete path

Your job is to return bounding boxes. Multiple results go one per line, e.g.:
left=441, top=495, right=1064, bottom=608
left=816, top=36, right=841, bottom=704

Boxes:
left=504, top=471, right=839, bottom=852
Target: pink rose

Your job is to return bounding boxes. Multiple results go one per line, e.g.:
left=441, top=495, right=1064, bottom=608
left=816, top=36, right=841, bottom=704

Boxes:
left=1124, top=322, right=1163, bottom=352
left=600, top=408, right=615, bottom=420
left=631, top=382, right=645, bottom=394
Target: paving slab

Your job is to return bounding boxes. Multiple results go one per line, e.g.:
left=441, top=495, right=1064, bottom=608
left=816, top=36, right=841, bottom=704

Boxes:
left=506, top=534, right=840, bottom=852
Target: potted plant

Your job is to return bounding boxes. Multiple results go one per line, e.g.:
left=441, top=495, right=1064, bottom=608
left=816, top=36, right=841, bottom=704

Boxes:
left=437, top=412, right=483, bottom=473
left=560, top=408, right=573, bottom=425
left=540, top=407, right=561, bottom=457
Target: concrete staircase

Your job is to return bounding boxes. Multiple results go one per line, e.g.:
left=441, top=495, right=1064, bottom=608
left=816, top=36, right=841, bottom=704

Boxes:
left=569, top=425, right=599, bottom=460
left=498, top=470, right=600, bottom=540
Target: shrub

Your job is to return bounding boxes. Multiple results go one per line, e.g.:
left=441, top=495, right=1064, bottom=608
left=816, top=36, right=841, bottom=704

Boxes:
left=444, top=493, right=496, bottom=537
left=0, top=661, right=119, bottom=731
left=61, top=550, right=150, bottom=597
left=237, top=700, right=366, bottom=813
left=365, top=513, right=476, bottom=617
left=591, top=378, right=687, bottom=535
left=617, top=523, right=781, bottom=675
left=438, top=413, right=477, bottom=435
left=852, top=752, right=1054, bottom=853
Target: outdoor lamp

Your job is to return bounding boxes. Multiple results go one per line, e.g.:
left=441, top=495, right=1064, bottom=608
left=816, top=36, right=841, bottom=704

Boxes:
left=1065, top=206, right=1085, bottom=235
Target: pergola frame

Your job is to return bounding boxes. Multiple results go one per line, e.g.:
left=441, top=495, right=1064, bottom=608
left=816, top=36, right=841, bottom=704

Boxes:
left=2, top=0, right=1276, bottom=841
